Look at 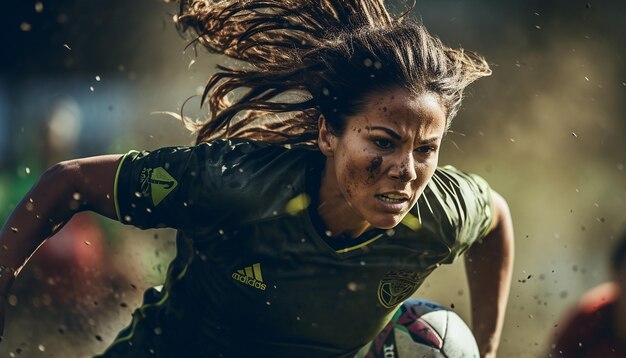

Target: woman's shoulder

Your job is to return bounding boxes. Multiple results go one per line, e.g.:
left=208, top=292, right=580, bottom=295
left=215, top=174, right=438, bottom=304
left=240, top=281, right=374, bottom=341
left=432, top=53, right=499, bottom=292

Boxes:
left=191, top=139, right=322, bottom=224
left=432, top=165, right=488, bottom=184
left=427, top=165, right=491, bottom=201
left=194, top=138, right=318, bottom=163
left=190, top=138, right=322, bottom=190
left=416, top=165, right=494, bottom=253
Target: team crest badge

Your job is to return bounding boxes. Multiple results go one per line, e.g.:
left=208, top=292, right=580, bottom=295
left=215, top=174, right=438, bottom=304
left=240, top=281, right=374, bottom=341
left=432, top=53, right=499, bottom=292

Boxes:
left=377, top=271, right=421, bottom=308
left=140, top=167, right=178, bottom=206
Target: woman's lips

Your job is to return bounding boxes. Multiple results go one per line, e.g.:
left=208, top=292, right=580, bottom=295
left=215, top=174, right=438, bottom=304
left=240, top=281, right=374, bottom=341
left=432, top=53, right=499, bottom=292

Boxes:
left=375, top=194, right=408, bottom=212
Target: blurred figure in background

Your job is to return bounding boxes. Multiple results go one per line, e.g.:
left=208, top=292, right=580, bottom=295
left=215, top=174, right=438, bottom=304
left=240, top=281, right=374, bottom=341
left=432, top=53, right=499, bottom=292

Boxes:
left=548, top=231, right=626, bottom=357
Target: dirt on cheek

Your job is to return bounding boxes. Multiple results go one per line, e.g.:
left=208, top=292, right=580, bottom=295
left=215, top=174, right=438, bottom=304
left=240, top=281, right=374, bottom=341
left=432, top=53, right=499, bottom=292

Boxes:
left=342, top=156, right=382, bottom=198
left=365, top=156, right=383, bottom=182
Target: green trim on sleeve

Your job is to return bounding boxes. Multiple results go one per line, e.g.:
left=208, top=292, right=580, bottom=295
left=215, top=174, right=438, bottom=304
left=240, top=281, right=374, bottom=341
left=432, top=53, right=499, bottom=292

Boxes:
left=113, top=151, right=136, bottom=222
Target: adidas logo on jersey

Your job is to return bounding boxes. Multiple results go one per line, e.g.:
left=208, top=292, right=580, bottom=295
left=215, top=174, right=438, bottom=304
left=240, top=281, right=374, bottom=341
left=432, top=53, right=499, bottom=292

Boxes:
left=232, top=263, right=267, bottom=291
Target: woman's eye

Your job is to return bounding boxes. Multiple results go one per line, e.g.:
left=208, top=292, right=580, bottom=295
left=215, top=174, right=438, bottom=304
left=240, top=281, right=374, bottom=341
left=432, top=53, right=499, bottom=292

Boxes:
left=415, top=146, right=436, bottom=154
left=374, top=139, right=393, bottom=149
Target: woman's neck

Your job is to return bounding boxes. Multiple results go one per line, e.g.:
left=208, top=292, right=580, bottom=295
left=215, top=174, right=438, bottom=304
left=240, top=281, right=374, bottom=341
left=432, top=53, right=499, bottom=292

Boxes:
left=317, top=160, right=372, bottom=239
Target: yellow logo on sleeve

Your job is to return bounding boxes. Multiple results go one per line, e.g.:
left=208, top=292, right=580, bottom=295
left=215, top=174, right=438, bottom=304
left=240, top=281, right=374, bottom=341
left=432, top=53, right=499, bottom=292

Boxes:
left=149, top=167, right=178, bottom=206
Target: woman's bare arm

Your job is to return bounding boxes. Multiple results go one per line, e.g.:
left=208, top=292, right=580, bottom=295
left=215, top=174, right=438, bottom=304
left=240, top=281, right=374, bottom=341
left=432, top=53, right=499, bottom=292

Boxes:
left=464, top=190, right=515, bottom=358
left=0, top=155, right=122, bottom=338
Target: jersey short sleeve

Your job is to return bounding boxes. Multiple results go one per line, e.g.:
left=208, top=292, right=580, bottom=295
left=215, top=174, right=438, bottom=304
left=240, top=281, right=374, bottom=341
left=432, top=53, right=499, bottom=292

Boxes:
left=421, top=165, right=495, bottom=262
left=113, top=139, right=269, bottom=230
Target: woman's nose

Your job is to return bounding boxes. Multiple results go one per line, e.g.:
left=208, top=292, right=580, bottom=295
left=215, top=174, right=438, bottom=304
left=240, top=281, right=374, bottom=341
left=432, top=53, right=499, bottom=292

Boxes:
left=388, top=153, right=417, bottom=182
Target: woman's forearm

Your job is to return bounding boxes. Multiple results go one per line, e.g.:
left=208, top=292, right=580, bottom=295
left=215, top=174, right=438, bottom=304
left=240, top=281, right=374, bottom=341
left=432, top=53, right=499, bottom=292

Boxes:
left=0, top=163, right=81, bottom=289
left=0, top=155, right=120, bottom=291
left=464, top=191, right=515, bottom=357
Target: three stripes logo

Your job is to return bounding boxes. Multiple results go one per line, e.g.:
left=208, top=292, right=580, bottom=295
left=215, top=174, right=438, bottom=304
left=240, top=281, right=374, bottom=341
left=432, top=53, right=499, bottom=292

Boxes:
left=232, top=263, right=267, bottom=291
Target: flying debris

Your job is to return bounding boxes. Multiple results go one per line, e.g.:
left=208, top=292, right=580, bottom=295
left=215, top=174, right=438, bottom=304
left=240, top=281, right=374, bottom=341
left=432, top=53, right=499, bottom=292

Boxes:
left=20, top=22, right=32, bottom=32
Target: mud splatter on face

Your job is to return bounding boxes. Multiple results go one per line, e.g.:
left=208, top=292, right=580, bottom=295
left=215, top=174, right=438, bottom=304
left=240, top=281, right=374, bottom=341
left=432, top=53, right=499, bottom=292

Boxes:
left=366, top=156, right=383, bottom=181
left=322, top=89, right=446, bottom=231
left=397, top=162, right=412, bottom=182
left=399, top=168, right=410, bottom=182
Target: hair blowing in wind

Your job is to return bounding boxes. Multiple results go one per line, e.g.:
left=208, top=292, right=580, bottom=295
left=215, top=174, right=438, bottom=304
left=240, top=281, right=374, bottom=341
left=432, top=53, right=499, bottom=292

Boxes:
left=174, top=0, right=492, bottom=145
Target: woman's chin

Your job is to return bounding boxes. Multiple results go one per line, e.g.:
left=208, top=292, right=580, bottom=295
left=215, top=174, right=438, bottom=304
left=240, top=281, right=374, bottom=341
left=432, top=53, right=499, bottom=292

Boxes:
left=368, top=214, right=404, bottom=230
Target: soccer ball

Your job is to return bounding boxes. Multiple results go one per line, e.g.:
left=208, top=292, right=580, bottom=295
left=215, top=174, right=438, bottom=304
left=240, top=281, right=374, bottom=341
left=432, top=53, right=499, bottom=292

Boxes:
left=356, top=298, right=480, bottom=358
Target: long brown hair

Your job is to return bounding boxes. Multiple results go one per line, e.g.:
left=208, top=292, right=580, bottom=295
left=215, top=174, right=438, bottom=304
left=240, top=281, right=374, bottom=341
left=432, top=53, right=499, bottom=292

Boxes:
left=174, top=0, right=491, bottom=145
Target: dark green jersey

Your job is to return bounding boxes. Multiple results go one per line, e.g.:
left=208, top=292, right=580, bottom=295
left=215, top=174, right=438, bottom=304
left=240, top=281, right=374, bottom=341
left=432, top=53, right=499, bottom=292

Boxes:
left=99, top=139, right=493, bottom=358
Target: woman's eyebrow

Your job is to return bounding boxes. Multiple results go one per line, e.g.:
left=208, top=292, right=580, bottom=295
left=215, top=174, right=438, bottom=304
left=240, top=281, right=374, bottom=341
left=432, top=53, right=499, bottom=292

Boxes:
left=367, top=126, right=440, bottom=145
left=367, top=126, right=401, bottom=139
left=418, top=137, right=441, bottom=145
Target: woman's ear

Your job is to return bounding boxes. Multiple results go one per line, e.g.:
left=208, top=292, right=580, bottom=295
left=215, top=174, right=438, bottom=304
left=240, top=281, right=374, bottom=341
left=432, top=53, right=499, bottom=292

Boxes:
left=317, top=115, right=335, bottom=157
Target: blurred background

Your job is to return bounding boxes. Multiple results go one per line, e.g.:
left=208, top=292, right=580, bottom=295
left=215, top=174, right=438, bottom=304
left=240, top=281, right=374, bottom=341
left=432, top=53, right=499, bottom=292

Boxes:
left=0, top=0, right=624, bottom=356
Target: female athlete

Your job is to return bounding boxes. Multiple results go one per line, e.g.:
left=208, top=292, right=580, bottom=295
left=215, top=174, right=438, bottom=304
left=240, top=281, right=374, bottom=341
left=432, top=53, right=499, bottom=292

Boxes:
left=0, top=0, right=514, bottom=357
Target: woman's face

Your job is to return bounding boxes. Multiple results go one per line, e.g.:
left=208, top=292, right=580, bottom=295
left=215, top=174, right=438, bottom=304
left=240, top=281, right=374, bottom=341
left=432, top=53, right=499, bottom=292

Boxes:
left=320, top=88, right=447, bottom=230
